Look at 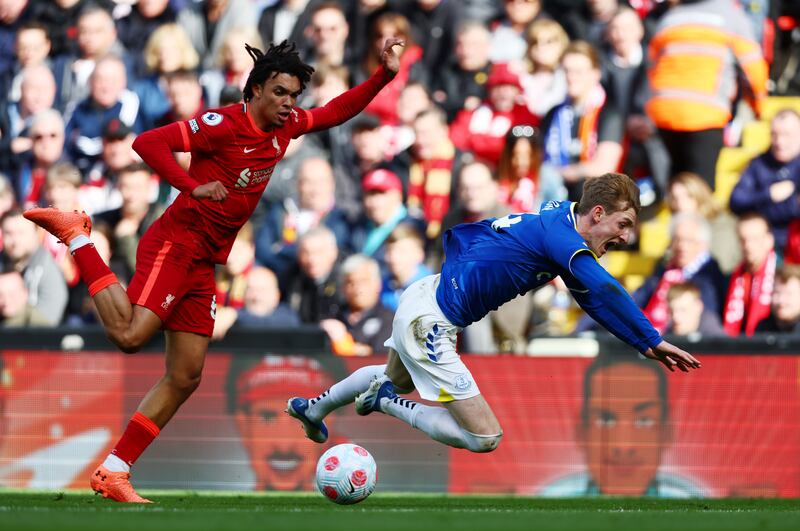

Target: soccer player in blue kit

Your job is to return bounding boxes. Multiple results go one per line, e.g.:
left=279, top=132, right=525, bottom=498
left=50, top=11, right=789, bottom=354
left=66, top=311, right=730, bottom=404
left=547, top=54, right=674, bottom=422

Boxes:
left=287, top=173, right=701, bottom=453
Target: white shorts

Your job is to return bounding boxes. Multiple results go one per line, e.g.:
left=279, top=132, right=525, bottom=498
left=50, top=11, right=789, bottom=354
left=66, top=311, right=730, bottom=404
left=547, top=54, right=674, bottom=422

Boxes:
left=384, top=274, right=480, bottom=402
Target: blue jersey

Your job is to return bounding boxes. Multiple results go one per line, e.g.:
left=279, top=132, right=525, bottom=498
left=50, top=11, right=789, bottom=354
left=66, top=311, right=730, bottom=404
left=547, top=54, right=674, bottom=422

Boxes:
left=435, top=201, right=662, bottom=353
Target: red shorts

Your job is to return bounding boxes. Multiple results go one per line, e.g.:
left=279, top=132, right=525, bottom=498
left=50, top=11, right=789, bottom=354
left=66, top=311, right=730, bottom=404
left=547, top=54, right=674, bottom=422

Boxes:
left=127, top=220, right=216, bottom=336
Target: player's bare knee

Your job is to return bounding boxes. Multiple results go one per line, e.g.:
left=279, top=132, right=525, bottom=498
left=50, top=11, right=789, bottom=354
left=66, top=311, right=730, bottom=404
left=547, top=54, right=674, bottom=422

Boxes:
left=463, top=430, right=503, bottom=453
left=167, top=371, right=202, bottom=396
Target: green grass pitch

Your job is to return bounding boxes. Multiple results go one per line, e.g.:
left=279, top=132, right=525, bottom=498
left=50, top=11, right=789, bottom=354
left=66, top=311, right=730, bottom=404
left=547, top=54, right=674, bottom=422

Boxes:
left=1, top=491, right=798, bottom=531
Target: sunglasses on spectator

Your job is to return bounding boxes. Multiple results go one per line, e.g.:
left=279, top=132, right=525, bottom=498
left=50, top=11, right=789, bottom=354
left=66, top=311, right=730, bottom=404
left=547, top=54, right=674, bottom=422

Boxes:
left=32, top=132, right=61, bottom=140
left=511, top=125, right=537, bottom=138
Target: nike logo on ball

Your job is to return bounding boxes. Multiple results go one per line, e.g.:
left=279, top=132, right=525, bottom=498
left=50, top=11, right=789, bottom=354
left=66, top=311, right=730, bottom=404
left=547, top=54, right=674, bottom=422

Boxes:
left=243, top=147, right=255, bottom=153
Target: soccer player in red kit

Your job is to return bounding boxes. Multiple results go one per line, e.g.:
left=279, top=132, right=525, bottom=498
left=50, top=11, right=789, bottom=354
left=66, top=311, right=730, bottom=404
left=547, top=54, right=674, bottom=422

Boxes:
left=24, top=38, right=404, bottom=502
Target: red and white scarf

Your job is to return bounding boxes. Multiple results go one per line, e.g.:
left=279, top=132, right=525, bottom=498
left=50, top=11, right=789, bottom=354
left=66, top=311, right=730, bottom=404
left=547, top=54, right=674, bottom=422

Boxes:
left=723, top=250, right=776, bottom=337
left=644, top=267, right=685, bottom=333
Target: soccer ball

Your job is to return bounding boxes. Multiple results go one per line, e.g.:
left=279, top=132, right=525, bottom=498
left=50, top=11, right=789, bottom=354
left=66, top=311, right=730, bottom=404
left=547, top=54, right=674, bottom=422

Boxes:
left=316, top=443, right=377, bottom=505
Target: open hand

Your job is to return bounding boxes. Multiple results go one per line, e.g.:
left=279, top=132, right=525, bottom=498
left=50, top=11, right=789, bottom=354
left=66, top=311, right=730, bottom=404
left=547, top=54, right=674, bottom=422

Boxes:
left=380, top=37, right=405, bottom=76
left=642, top=340, right=702, bottom=372
left=192, top=181, right=228, bottom=202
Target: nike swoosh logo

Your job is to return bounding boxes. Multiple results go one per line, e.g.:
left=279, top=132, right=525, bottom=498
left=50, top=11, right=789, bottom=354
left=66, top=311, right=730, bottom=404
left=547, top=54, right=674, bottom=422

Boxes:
left=243, top=147, right=255, bottom=153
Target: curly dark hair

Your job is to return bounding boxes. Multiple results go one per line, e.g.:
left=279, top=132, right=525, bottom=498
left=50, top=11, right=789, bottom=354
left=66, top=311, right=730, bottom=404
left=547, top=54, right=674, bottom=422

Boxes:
left=242, top=41, right=315, bottom=102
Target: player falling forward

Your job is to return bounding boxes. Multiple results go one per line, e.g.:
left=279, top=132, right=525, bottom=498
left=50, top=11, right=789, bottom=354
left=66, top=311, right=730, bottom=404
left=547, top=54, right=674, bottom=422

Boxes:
left=288, top=173, right=701, bottom=453
left=24, top=38, right=404, bottom=502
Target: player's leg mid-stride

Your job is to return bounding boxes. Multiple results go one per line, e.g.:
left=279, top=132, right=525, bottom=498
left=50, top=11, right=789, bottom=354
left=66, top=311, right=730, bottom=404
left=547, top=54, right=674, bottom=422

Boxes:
left=24, top=207, right=207, bottom=503
left=288, top=275, right=503, bottom=453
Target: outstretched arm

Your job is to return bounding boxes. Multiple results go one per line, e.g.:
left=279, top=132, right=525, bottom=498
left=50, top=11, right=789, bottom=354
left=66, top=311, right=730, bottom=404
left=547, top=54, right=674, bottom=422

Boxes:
left=303, top=38, right=404, bottom=134
left=132, top=123, right=227, bottom=202
left=569, top=252, right=701, bottom=372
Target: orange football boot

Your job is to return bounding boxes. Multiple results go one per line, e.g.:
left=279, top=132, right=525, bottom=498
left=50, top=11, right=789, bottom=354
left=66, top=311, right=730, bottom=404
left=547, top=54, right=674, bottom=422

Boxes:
left=90, top=465, right=152, bottom=503
left=23, top=207, right=91, bottom=245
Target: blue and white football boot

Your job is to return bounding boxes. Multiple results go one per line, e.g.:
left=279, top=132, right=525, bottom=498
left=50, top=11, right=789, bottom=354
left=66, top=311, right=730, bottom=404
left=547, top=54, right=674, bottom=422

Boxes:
left=285, top=397, right=328, bottom=443
left=355, top=375, right=397, bottom=416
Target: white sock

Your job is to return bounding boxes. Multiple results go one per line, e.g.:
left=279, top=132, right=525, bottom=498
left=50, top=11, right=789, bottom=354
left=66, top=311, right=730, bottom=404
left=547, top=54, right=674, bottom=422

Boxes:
left=68, top=235, right=92, bottom=253
left=102, top=453, right=130, bottom=473
left=382, top=398, right=471, bottom=450
left=306, top=364, right=386, bottom=422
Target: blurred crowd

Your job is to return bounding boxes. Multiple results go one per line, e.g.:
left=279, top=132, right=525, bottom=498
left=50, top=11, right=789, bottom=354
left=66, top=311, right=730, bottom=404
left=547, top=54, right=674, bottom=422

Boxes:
left=2, top=0, right=800, bottom=353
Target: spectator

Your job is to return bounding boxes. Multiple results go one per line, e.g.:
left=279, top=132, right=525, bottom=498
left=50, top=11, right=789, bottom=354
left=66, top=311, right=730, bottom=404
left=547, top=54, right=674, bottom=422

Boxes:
left=51, top=4, right=129, bottom=114
left=83, top=118, right=138, bottom=215
left=177, top=0, right=258, bottom=71
left=304, top=65, right=361, bottom=217
left=349, top=113, right=389, bottom=178
left=0, top=270, right=50, bottom=327
left=0, top=0, right=35, bottom=78
left=601, top=7, right=670, bottom=199
left=64, top=54, right=144, bottom=175
left=387, top=81, right=432, bottom=157
left=431, top=21, right=492, bottom=122
left=10, top=109, right=66, bottom=209
left=200, top=26, right=262, bottom=109
left=358, top=12, right=425, bottom=125
left=3, top=64, right=58, bottom=159
left=2, top=21, right=52, bottom=106
left=496, top=124, right=566, bottom=213
left=543, top=41, right=624, bottom=201
left=158, top=70, right=206, bottom=127
left=306, top=2, right=352, bottom=69
left=664, top=281, right=725, bottom=337
left=380, top=223, right=432, bottom=311
left=450, top=63, right=539, bottom=167
left=755, top=264, right=800, bottom=335
left=213, top=266, right=301, bottom=340
left=634, top=212, right=727, bottom=333
left=396, top=0, right=462, bottom=79
left=93, top=162, right=163, bottom=282
left=519, top=18, right=569, bottom=119
left=722, top=213, right=776, bottom=337
left=388, top=107, right=462, bottom=241
left=284, top=226, right=343, bottom=323
left=258, top=0, right=320, bottom=59
left=351, top=169, right=424, bottom=268
left=28, top=0, right=115, bottom=58
left=321, top=254, right=393, bottom=356
left=646, top=0, right=768, bottom=188
left=667, top=172, right=740, bottom=273
left=42, top=162, right=84, bottom=289
left=0, top=173, right=14, bottom=222
left=255, top=157, right=351, bottom=281
left=489, top=0, right=548, bottom=63
left=116, top=0, right=177, bottom=68
left=216, top=221, right=256, bottom=311
left=729, top=109, right=800, bottom=249
left=135, top=23, right=200, bottom=126
left=560, top=0, right=620, bottom=46
left=0, top=208, right=67, bottom=325
left=344, top=0, right=394, bottom=66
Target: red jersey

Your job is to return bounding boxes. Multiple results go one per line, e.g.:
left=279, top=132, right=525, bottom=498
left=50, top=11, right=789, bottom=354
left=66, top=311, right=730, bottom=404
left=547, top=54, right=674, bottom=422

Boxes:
left=133, top=67, right=393, bottom=263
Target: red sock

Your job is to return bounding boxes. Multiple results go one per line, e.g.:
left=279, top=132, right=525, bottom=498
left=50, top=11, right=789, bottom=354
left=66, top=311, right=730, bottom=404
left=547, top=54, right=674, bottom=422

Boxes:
left=112, top=412, right=161, bottom=467
left=72, top=244, right=118, bottom=296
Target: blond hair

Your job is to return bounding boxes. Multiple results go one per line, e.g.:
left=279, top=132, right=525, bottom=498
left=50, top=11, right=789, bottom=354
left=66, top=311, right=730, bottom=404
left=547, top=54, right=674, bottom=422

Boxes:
left=526, top=18, right=570, bottom=72
left=669, top=172, right=722, bottom=219
left=143, top=24, right=199, bottom=73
